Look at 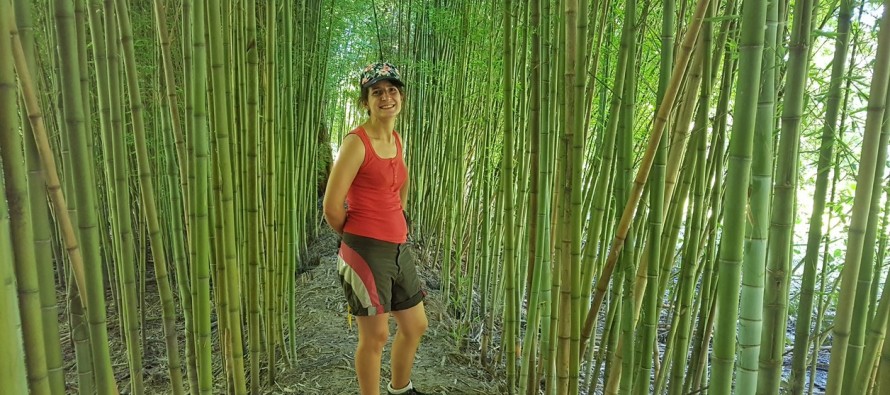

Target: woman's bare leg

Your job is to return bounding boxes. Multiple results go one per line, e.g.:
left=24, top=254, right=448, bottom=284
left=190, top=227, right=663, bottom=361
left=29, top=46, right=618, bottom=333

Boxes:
left=389, top=302, right=428, bottom=389
left=356, top=313, right=390, bottom=395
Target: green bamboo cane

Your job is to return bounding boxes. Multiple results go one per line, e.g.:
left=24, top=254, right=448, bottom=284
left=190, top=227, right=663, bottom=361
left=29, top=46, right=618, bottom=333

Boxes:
left=844, top=133, right=890, bottom=394
left=524, top=0, right=542, bottom=330
left=282, top=3, right=298, bottom=360
left=0, top=174, right=29, bottom=394
left=538, top=1, right=556, bottom=389
left=182, top=4, right=203, bottom=388
left=844, top=28, right=890, bottom=392
left=710, top=0, right=768, bottom=390
left=14, top=2, right=65, bottom=392
left=874, top=189, right=890, bottom=393
left=51, top=0, right=117, bottom=392
left=554, top=77, right=571, bottom=395
left=565, top=0, right=586, bottom=391
left=617, top=1, right=642, bottom=391
left=667, top=113, right=708, bottom=395
left=245, top=0, right=262, bottom=392
left=811, top=131, right=843, bottom=395
left=0, top=13, right=51, bottom=394
left=0, top=4, right=31, bottom=391
left=56, top=36, right=97, bottom=395
left=502, top=0, right=518, bottom=392
left=208, top=171, right=232, bottom=392
left=758, top=0, right=814, bottom=392
left=825, top=2, right=890, bottom=393
left=874, top=201, right=890, bottom=394
left=852, top=245, right=890, bottom=393
left=868, top=187, right=889, bottom=328
left=736, top=0, right=777, bottom=391
left=262, top=4, right=278, bottom=383
left=187, top=0, right=214, bottom=392
left=685, top=47, right=737, bottom=395
left=844, top=49, right=890, bottom=395
left=519, top=0, right=546, bottom=391
left=599, top=268, right=620, bottom=389
left=618, top=61, right=639, bottom=395
left=853, top=180, right=890, bottom=393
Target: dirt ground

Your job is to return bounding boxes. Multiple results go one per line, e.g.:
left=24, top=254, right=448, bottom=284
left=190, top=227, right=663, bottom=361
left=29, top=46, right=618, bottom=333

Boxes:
left=59, top=226, right=504, bottom=395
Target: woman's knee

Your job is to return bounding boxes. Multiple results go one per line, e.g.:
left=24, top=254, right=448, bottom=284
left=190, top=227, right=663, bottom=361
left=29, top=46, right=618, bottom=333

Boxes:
left=400, top=314, right=428, bottom=340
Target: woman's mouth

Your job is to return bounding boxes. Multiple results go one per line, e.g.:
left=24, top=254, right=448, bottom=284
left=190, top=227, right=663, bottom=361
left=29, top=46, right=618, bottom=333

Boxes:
left=380, top=104, right=395, bottom=110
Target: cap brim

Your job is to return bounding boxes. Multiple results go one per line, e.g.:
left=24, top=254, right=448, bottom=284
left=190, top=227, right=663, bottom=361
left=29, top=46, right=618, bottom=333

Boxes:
left=362, top=77, right=405, bottom=89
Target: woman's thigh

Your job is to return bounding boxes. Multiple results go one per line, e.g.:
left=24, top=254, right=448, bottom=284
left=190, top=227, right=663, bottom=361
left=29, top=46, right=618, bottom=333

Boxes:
left=356, top=313, right=391, bottom=344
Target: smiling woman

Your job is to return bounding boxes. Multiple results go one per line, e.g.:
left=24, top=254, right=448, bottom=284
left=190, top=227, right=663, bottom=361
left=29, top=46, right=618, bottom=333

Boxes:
left=323, top=62, right=430, bottom=395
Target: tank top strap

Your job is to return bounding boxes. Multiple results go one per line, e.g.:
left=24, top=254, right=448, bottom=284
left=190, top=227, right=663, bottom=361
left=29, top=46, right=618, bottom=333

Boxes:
left=347, top=127, right=371, bottom=147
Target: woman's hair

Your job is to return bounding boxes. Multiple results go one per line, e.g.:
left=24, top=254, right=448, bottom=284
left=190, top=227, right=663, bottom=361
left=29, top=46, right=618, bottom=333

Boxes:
left=359, top=83, right=406, bottom=116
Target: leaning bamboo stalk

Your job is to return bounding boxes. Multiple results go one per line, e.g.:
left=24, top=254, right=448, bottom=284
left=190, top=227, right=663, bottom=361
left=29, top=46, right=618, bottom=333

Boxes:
left=580, top=0, right=711, bottom=354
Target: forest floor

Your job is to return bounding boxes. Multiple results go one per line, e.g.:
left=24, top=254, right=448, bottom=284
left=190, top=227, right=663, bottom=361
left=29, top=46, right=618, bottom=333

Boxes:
left=58, top=225, right=504, bottom=395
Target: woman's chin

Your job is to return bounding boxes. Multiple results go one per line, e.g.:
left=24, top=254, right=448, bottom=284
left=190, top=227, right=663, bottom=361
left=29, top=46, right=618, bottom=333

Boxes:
left=372, top=111, right=400, bottom=120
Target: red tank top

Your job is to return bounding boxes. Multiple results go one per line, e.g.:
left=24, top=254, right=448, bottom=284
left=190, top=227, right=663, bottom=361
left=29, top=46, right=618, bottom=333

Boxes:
left=342, top=127, right=409, bottom=243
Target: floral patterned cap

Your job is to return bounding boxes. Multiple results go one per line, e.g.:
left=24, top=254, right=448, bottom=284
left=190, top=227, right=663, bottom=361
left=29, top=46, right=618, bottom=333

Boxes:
left=360, top=61, right=404, bottom=89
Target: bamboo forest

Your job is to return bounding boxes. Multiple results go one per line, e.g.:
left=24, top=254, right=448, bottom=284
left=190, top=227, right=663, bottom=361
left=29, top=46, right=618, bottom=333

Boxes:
left=4, top=0, right=890, bottom=394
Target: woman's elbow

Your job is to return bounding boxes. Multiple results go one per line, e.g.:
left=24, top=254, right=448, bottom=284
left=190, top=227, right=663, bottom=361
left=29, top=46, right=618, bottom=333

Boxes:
left=322, top=198, right=342, bottom=218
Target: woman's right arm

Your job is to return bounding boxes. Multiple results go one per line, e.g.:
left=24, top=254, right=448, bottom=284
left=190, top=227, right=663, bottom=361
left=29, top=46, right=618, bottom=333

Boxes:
left=323, top=134, right=364, bottom=235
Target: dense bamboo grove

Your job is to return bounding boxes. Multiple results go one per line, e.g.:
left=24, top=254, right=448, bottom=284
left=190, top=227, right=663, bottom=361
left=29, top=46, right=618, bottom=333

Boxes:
left=3, top=0, right=890, bottom=394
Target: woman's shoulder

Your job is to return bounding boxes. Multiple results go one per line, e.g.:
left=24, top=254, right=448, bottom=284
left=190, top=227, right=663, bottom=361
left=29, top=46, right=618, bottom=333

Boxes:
left=341, top=132, right=365, bottom=153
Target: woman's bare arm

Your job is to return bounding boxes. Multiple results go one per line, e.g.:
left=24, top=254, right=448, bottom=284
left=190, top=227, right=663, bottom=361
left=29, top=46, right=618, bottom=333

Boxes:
left=323, top=134, right=364, bottom=234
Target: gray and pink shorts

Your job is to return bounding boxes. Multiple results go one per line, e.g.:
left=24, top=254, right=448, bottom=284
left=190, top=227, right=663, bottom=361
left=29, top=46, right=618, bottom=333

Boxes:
left=337, top=233, right=426, bottom=316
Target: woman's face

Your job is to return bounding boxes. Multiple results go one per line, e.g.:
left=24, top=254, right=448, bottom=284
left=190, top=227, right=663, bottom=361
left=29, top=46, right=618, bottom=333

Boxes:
left=365, top=80, right=402, bottom=120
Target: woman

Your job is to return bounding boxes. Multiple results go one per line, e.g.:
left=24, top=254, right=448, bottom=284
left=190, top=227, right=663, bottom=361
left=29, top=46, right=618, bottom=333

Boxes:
left=323, top=62, right=430, bottom=395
